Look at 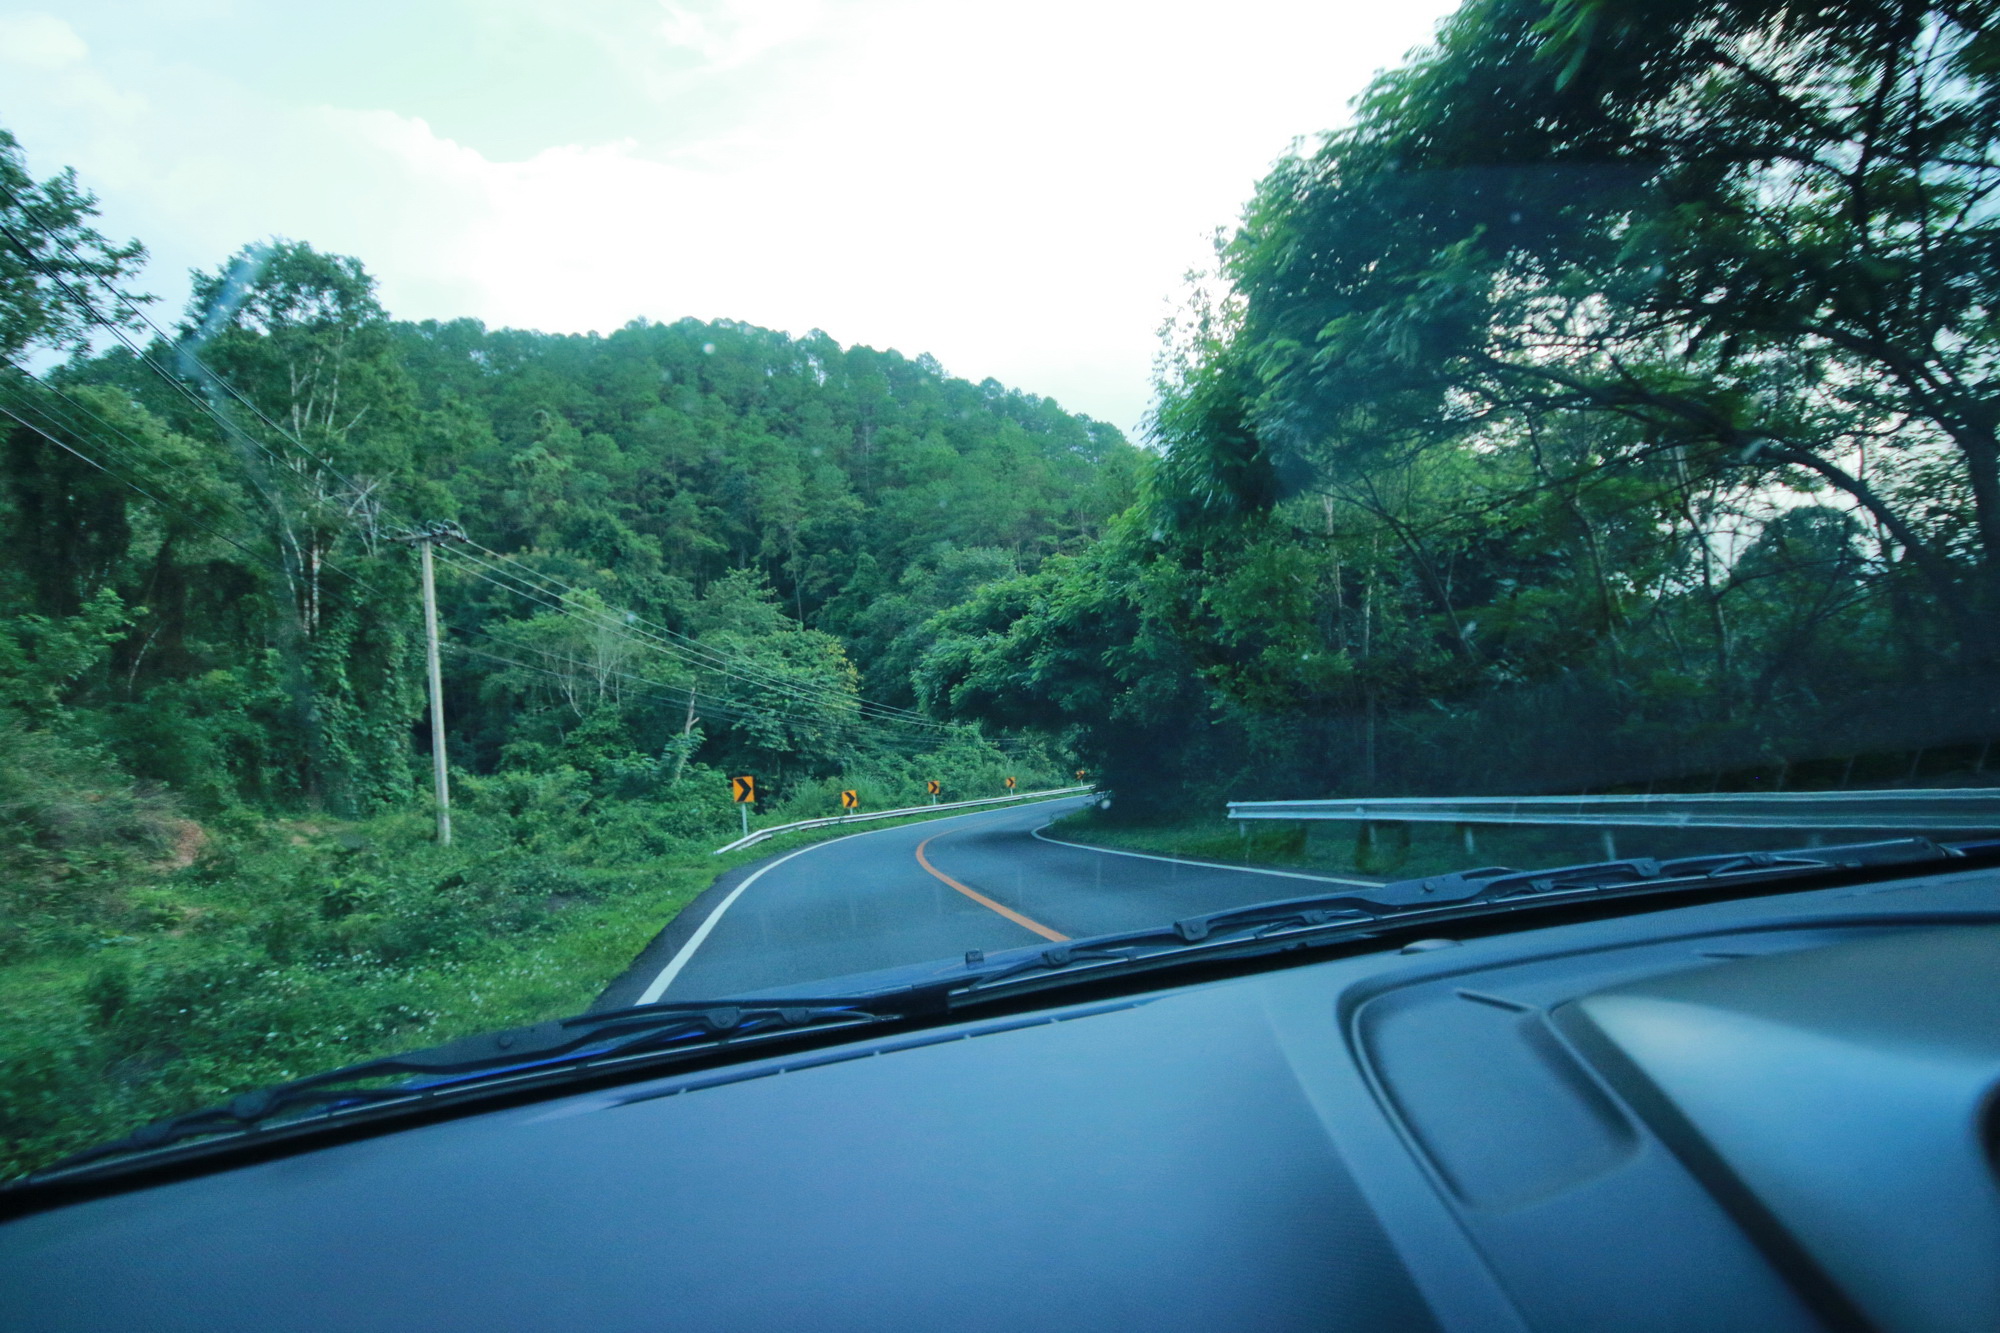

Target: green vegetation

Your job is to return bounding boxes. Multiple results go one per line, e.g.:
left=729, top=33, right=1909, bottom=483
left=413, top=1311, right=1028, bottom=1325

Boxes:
left=0, top=122, right=1105, bottom=1172
left=5, top=0, right=2000, bottom=1173
left=0, top=755, right=1075, bottom=1179
left=925, top=0, right=2000, bottom=816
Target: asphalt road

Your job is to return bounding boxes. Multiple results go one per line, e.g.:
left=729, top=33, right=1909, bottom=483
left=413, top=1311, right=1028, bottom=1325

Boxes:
left=603, top=796, right=1381, bottom=1005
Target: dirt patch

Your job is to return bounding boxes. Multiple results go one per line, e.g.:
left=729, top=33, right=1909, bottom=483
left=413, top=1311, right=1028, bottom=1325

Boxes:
left=158, top=819, right=208, bottom=871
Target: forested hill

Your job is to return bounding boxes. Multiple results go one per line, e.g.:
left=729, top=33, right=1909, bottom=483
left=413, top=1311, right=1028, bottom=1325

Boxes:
left=0, top=125, right=1144, bottom=1170
left=5, top=218, right=1136, bottom=819
left=387, top=315, right=1137, bottom=657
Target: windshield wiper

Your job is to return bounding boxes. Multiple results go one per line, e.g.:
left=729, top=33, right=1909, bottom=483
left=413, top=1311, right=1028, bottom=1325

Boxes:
left=952, top=837, right=1964, bottom=995
left=1418, top=836, right=1957, bottom=909
left=20, top=995, right=937, bottom=1184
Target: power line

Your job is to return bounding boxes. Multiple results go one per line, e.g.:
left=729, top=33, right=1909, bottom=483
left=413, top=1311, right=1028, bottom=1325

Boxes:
left=436, top=543, right=952, bottom=734
left=0, top=190, right=976, bottom=745
left=0, top=376, right=387, bottom=595
left=17, top=384, right=960, bottom=749
left=0, top=391, right=974, bottom=754
left=0, top=211, right=313, bottom=507
left=451, top=535, right=946, bottom=728
left=439, top=567, right=968, bottom=748
left=0, top=388, right=277, bottom=573
left=1, top=182, right=946, bottom=731
left=447, top=632, right=972, bottom=752
left=0, top=384, right=991, bottom=753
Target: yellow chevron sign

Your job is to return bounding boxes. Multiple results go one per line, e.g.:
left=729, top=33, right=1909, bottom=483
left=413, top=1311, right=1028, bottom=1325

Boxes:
left=730, top=775, right=757, bottom=803
left=840, top=789, right=859, bottom=810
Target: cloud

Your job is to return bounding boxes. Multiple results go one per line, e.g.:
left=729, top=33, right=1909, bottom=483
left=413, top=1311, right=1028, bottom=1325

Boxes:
left=653, top=0, right=827, bottom=70
left=8, top=0, right=1458, bottom=433
left=0, top=12, right=87, bottom=69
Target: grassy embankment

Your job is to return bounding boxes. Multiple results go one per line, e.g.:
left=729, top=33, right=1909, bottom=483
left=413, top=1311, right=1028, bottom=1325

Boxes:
left=0, top=740, right=1068, bottom=1181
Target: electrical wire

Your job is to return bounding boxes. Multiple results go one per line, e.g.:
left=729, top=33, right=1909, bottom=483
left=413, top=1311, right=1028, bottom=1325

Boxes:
left=446, top=632, right=968, bottom=753
left=450, top=535, right=946, bottom=728
left=0, top=181, right=944, bottom=727
left=437, top=562, right=966, bottom=747
left=435, top=543, right=951, bottom=733
left=0, top=377, right=378, bottom=591
left=0, top=187, right=989, bottom=747
left=0, top=384, right=977, bottom=754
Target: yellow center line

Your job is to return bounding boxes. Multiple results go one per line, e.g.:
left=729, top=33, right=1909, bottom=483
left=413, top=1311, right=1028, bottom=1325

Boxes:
left=914, top=832, right=1069, bottom=943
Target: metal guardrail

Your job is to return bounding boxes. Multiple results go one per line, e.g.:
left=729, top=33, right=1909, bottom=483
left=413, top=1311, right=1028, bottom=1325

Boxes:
left=1228, top=789, right=2000, bottom=832
left=712, top=785, right=1095, bottom=855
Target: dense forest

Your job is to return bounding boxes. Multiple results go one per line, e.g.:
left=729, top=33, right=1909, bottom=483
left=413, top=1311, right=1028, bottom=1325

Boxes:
left=5, top=232, right=1136, bottom=818
left=924, top=0, right=2000, bottom=813
left=4, top=0, right=1998, bottom=1170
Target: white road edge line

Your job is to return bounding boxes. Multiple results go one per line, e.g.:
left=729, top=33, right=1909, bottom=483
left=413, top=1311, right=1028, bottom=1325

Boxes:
left=637, top=795, right=1091, bottom=1004
left=1030, top=822, right=1384, bottom=888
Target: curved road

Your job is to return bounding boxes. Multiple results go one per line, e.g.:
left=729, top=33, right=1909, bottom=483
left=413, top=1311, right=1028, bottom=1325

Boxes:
left=602, top=796, right=1380, bottom=1005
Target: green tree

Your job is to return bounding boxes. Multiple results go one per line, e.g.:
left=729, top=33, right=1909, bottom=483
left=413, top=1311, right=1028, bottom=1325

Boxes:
left=0, top=128, right=146, bottom=362
left=1217, top=0, right=2000, bottom=659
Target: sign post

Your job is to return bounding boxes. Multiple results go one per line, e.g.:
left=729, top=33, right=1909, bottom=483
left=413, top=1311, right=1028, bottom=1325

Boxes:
left=730, top=774, right=757, bottom=840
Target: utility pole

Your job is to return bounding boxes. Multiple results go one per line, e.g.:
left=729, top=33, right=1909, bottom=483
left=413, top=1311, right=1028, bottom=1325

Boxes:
left=397, top=521, right=468, bottom=845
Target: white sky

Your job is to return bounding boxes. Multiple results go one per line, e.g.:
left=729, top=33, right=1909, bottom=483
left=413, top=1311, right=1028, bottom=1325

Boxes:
left=0, top=0, right=1456, bottom=436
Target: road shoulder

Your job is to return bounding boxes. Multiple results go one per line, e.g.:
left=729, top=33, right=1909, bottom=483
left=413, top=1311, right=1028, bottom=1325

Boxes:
left=588, top=855, right=773, bottom=1011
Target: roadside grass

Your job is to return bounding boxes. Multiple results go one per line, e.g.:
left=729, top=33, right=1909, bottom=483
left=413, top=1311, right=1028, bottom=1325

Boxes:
left=0, top=792, right=1077, bottom=1182
left=0, top=831, right=712, bottom=1180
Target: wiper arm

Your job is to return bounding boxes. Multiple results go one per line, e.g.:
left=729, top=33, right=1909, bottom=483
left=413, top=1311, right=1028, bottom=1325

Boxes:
left=27, top=996, right=929, bottom=1181
left=1167, top=838, right=1957, bottom=942
left=955, top=838, right=1962, bottom=995
left=959, top=871, right=1521, bottom=990
left=1434, top=836, right=1956, bottom=906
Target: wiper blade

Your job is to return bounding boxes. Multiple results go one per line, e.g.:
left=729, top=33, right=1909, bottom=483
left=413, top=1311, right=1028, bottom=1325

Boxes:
left=958, top=870, right=1521, bottom=990
left=1168, top=866, right=1521, bottom=940
left=24, top=996, right=927, bottom=1182
left=1170, top=837, right=1957, bottom=941
left=1421, top=835, right=1957, bottom=906
left=954, top=838, right=1961, bottom=995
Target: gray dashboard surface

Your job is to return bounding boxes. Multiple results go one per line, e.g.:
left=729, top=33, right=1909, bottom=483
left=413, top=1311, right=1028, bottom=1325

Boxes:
left=0, top=982, right=1437, bottom=1333
left=1565, top=926, right=2000, bottom=1333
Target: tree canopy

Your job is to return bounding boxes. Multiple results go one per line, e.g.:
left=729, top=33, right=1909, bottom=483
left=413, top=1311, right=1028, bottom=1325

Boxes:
left=924, top=0, right=2000, bottom=809
left=0, top=124, right=1137, bottom=826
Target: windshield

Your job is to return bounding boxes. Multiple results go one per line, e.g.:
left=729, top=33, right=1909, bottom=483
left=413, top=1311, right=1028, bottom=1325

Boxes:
left=3, top=0, right=1997, bottom=1178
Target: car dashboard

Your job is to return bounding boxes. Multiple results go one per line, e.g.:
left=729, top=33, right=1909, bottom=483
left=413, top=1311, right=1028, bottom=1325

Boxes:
left=3, top=866, right=1999, bottom=1332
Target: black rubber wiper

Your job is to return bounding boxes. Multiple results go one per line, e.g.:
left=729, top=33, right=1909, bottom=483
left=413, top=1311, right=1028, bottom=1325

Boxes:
left=22, top=995, right=937, bottom=1184
left=1415, top=836, right=1958, bottom=907
left=954, top=837, right=1963, bottom=994
left=1170, top=836, right=1959, bottom=941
